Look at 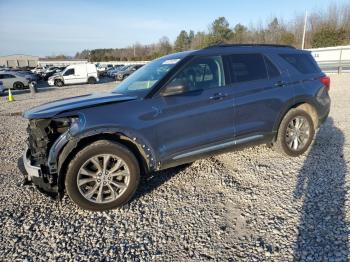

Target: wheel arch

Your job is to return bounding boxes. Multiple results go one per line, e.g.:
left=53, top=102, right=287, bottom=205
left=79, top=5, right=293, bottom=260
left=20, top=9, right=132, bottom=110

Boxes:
left=273, top=100, right=319, bottom=134
left=56, top=129, right=157, bottom=193
left=54, top=77, right=64, bottom=85
left=13, top=81, right=24, bottom=89
left=87, top=76, right=97, bottom=82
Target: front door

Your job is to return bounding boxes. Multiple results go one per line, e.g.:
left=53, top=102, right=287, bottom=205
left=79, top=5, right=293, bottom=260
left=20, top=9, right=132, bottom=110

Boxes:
left=153, top=55, right=235, bottom=161
left=63, top=68, right=76, bottom=84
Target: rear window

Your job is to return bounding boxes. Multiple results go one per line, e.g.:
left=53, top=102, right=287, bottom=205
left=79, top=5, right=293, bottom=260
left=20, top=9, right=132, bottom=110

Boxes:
left=279, top=53, right=320, bottom=74
left=229, top=54, right=267, bottom=83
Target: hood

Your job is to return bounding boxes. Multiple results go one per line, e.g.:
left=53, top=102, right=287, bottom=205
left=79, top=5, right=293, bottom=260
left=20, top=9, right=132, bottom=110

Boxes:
left=48, top=73, right=62, bottom=80
left=23, top=92, right=137, bottom=119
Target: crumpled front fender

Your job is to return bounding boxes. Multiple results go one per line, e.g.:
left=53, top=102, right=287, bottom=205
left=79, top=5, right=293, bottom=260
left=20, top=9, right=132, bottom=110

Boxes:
left=48, top=126, right=158, bottom=192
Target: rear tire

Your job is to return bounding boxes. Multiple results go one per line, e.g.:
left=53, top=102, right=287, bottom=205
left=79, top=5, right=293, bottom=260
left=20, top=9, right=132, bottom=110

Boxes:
left=54, top=79, right=64, bottom=87
left=13, top=82, right=24, bottom=89
left=273, top=108, right=315, bottom=157
left=88, top=77, right=97, bottom=84
left=65, top=140, right=140, bottom=211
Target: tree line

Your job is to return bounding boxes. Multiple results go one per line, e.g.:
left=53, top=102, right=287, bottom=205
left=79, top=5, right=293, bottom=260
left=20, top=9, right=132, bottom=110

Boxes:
left=74, top=3, right=350, bottom=62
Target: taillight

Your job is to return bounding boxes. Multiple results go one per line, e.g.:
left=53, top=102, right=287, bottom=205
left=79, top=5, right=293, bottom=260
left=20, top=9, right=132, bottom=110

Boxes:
left=320, top=76, right=330, bottom=91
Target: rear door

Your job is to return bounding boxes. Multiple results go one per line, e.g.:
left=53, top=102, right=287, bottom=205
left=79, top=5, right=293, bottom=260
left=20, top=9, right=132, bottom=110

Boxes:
left=72, top=65, right=87, bottom=83
left=227, top=53, right=293, bottom=138
left=278, top=52, right=324, bottom=97
left=154, top=55, right=235, bottom=161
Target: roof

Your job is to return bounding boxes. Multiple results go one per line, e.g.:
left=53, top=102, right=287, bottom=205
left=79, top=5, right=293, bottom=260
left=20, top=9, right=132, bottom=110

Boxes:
left=181, top=43, right=304, bottom=58
left=205, top=44, right=295, bottom=49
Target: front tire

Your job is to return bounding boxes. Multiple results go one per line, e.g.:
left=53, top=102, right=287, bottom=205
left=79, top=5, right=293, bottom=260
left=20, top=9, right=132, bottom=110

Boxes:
left=54, top=79, right=64, bottom=87
left=13, top=81, right=24, bottom=89
left=88, top=77, right=97, bottom=84
left=273, top=108, right=315, bottom=157
left=65, top=140, right=140, bottom=211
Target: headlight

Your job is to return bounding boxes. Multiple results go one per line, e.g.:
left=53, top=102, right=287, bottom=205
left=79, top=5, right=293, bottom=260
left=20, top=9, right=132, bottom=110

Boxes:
left=51, top=117, right=79, bottom=134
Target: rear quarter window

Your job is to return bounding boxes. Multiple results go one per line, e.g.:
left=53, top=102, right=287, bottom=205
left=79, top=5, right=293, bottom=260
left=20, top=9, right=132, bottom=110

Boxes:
left=279, top=53, right=320, bottom=74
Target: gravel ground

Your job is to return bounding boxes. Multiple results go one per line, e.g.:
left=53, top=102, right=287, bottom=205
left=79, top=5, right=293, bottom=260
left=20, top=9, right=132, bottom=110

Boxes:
left=0, top=76, right=349, bottom=261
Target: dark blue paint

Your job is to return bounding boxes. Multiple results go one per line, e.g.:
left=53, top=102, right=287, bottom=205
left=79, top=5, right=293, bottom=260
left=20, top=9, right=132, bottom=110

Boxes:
left=24, top=45, right=331, bottom=171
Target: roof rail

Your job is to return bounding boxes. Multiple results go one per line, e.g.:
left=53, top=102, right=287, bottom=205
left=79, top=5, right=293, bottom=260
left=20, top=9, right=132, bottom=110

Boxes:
left=204, top=43, right=295, bottom=49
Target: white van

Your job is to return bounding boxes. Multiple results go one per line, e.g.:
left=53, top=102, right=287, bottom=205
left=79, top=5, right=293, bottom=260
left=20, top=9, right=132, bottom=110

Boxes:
left=48, top=63, right=99, bottom=87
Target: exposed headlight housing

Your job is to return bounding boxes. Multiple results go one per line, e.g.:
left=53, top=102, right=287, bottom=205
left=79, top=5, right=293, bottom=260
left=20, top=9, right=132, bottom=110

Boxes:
left=51, top=117, right=79, bottom=134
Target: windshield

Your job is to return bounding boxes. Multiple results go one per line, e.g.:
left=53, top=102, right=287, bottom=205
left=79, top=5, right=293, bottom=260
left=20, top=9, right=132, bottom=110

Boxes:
left=112, top=57, right=182, bottom=96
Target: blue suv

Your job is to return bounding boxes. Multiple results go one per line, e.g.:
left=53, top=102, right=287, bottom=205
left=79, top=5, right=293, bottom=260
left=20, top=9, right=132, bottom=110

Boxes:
left=23, top=44, right=330, bottom=211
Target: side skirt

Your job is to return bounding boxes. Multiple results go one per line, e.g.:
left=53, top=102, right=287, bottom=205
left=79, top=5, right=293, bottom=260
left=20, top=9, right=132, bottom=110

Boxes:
left=160, top=133, right=274, bottom=170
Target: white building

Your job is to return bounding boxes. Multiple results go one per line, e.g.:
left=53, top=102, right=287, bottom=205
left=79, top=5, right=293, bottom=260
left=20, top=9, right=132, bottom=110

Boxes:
left=38, top=59, right=88, bottom=67
left=0, top=54, right=39, bottom=67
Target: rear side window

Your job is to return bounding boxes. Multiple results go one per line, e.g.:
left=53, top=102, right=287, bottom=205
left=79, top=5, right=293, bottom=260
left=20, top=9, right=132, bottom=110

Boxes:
left=279, top=53, right=320, bottom=74
left=229, top=54, right=267, bottom=83
left=264, top=57, right=280, bottom=78
left=2, top=74, right=15, bottom=79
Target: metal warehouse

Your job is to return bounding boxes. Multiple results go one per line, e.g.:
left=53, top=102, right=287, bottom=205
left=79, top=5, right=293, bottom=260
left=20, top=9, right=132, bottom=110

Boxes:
left=0, top=54, right=39, bottom=67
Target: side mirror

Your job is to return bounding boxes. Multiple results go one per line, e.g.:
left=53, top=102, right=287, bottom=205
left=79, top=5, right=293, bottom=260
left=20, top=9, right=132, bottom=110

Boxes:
left=160, top=82, right=189, bottom=96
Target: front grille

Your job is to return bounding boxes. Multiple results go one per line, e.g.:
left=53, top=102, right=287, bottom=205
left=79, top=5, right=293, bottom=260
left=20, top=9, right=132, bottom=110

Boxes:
left=27, top=119, right=51, bottom=165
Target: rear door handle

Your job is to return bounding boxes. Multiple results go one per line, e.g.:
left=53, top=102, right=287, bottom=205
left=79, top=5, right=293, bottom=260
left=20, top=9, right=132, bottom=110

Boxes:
left=275, top=80, right=286, bottom=87
left=209, top=92, right=228, bottom=100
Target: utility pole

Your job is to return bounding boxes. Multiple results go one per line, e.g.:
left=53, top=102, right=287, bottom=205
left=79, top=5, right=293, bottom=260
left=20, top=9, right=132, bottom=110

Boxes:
left=133, top=44, right=136, bottom=58
left=301, top=10, right=307, bottom=49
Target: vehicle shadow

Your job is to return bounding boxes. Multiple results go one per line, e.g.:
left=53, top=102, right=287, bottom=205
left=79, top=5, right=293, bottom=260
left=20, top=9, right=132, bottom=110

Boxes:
left=132, top=163, right=192, bottom=201
left=293, top=118, right=348, bottom=261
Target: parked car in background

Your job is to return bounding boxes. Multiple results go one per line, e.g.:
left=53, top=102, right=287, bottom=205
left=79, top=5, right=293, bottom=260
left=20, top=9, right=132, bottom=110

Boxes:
left=97, top=64, right=114, bottom=76
left=0, top=80, right=3, bottom=93
left=15, top=71, right=41, bottom=82
left=0, top=67, right=11, bottom=72
left=107, top=65, right=125, bottom=77
left=105, top=66, right=116, bottom=77
left=42, top=66, right=66, bottom=80
left=115, top=64, right=143, bottom=80
left=31, top=66, right=48, bottom=75
left=0, top=72, right=29, bottom=92
left=48, top=63, right=99, bottom=87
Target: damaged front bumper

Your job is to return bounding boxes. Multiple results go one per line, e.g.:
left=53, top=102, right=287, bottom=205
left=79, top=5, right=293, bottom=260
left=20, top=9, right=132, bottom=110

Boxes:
left=22, top=117, right=83, bottom=195
left=23, top=146, right=41, bottom=180
left=23, top=147, right=59, bottom=194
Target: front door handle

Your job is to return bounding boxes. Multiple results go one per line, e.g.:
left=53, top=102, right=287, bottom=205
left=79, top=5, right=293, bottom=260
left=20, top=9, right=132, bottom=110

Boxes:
left=275, top=80, right=286, bottom=87
left=209, top=92, right=228, bottom=100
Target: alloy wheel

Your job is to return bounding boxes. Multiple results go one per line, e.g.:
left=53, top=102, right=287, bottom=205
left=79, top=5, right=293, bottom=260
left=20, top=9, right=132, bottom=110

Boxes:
left=77, top=154, right=130, bottom=203
left=285, top=116, right=311, bottom=151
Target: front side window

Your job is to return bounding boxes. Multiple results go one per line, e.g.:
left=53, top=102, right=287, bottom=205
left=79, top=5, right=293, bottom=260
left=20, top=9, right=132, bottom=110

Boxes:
left=229, top=53, right=267, bottom=83
left=112, top=56, right=183, bottom=96
left=166, top=56, right=225, bottom=92
left=64, top=69, right=75, bottom=76
left=4, top=74, right=15, bottom=79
